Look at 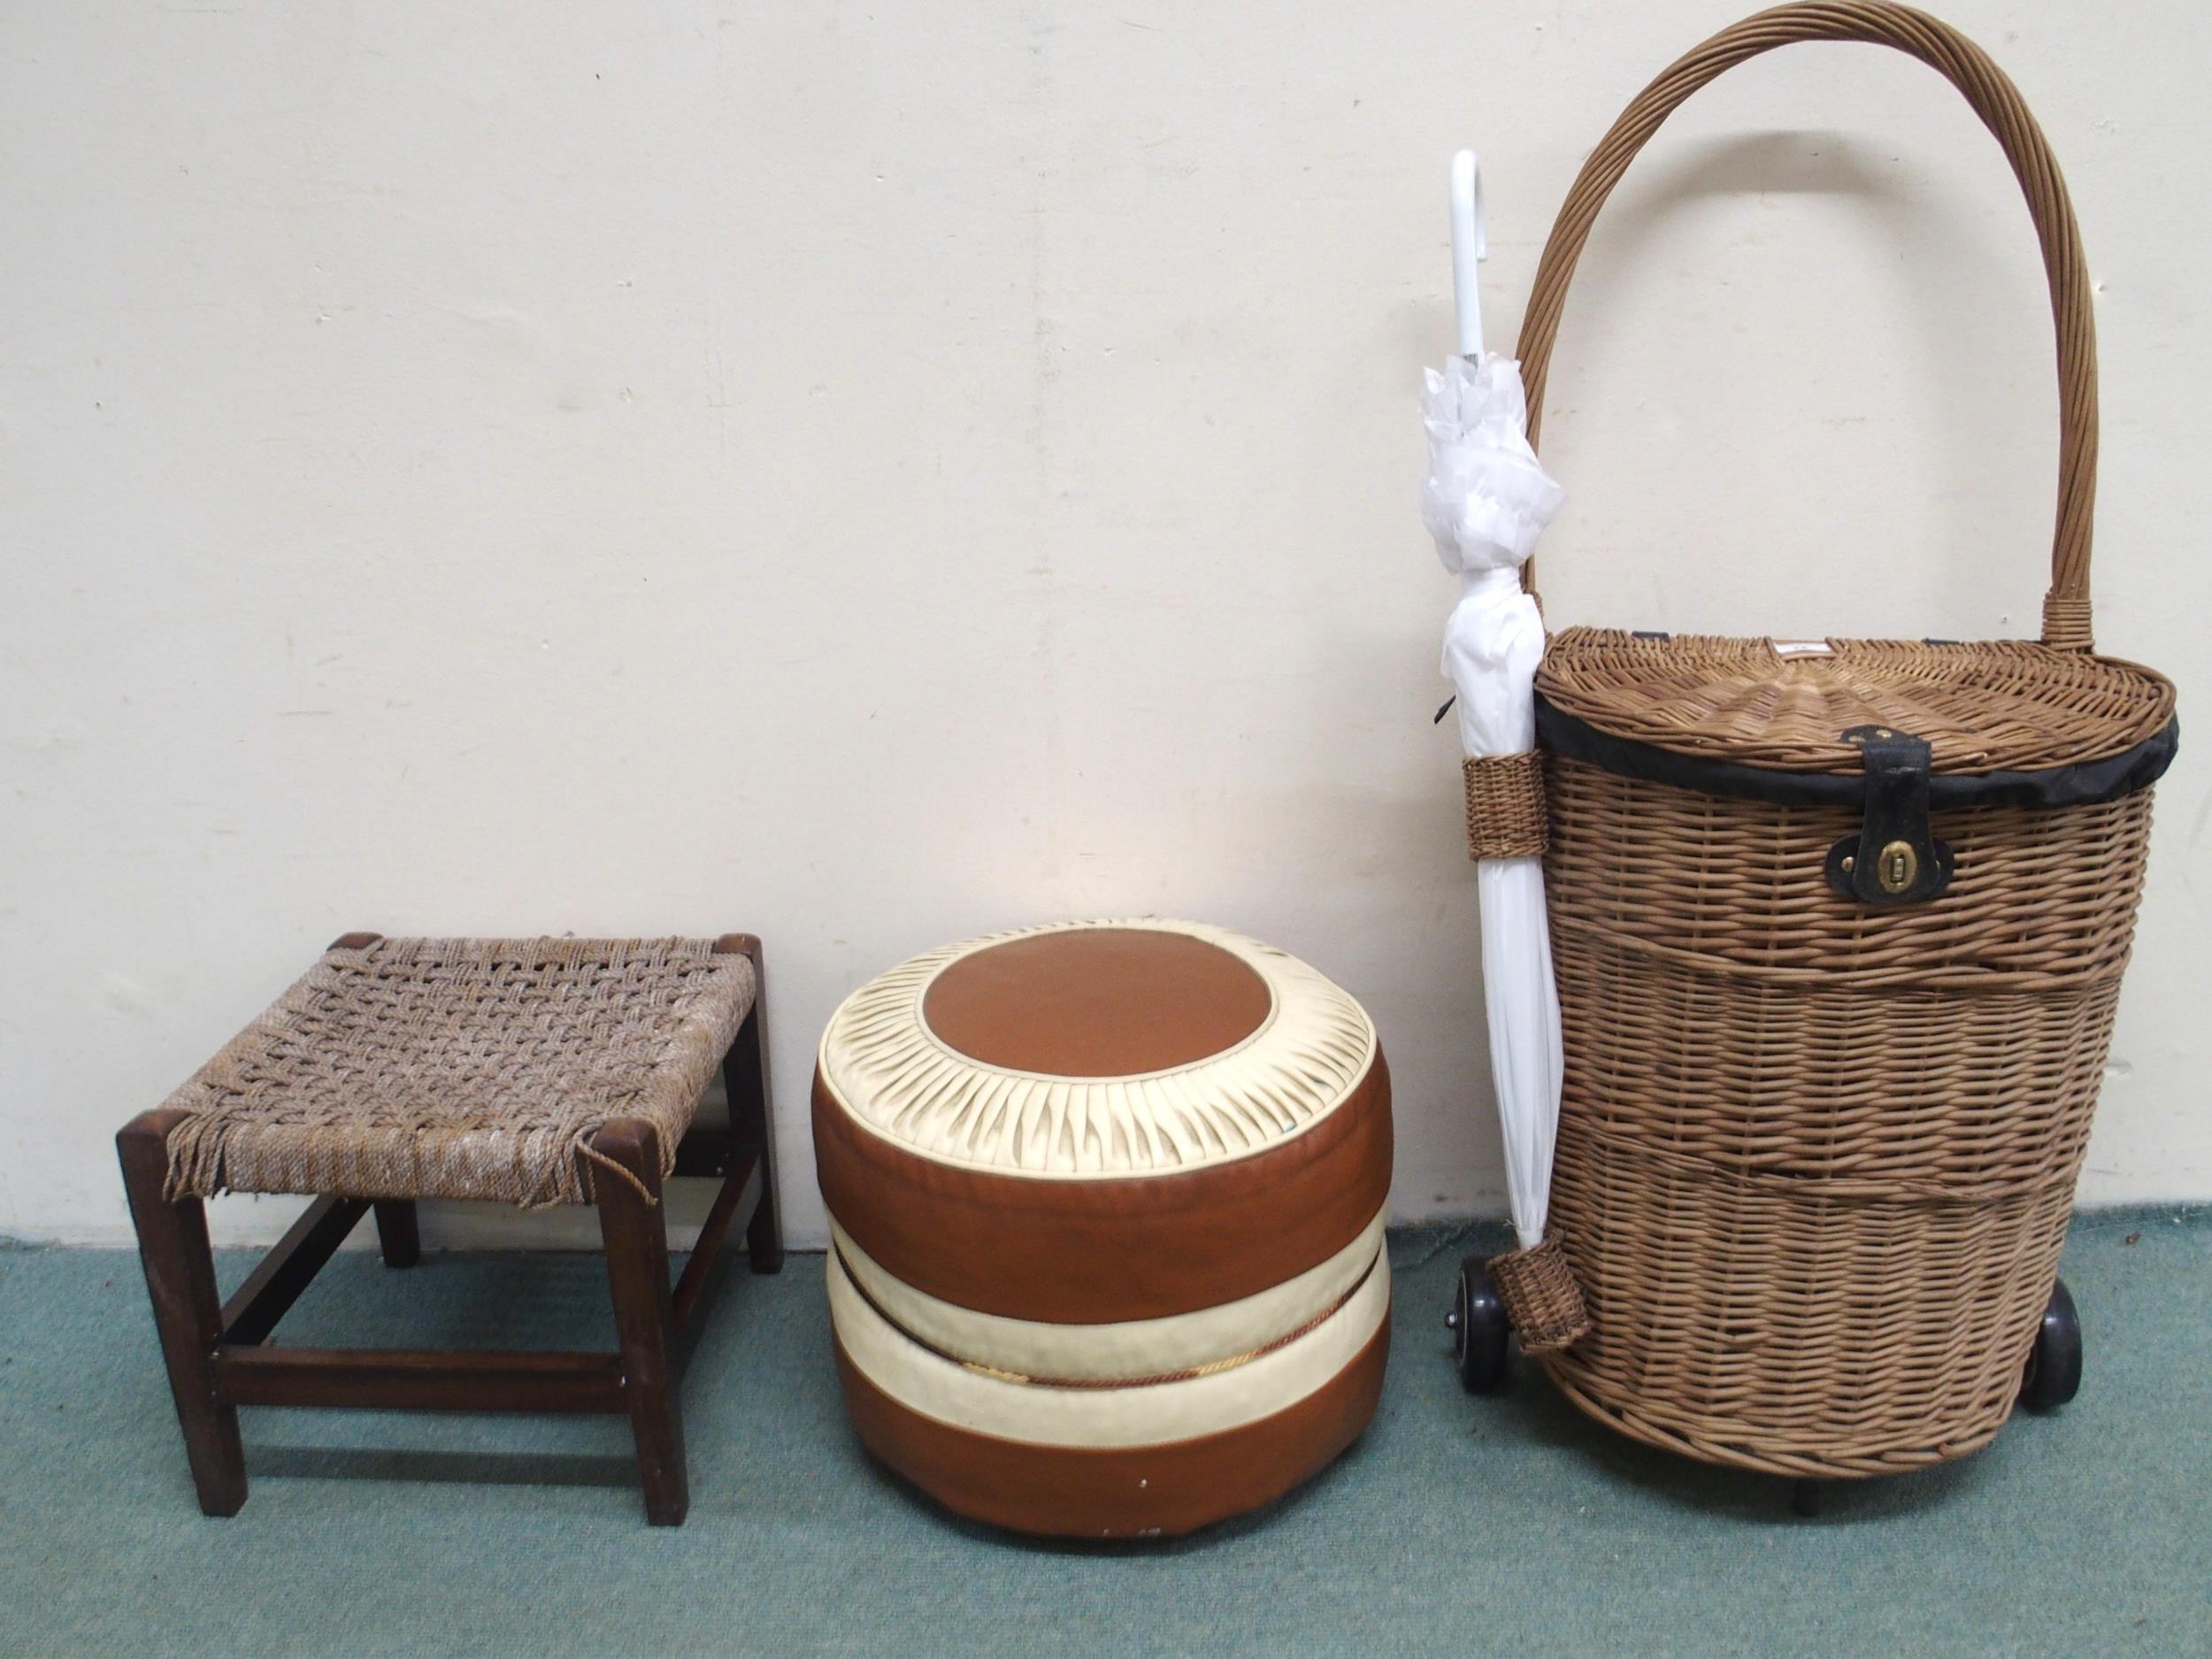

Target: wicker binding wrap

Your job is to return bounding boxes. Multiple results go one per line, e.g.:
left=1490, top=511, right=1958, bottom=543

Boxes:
left=1461, top=752, right=1549, bottom=859
left=1485, top=1237, right=1589, bottom=1355
left=1507, top=4, right=2178, bottom=1479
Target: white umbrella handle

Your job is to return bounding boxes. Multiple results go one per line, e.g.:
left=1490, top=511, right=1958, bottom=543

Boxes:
left=1450, top=149, right=1486, bottom=358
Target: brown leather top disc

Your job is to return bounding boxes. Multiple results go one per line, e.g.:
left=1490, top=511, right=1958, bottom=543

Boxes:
left=920, top=927, right=1273, bottom=1078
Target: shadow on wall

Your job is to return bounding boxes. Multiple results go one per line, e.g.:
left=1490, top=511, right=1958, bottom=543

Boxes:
left=1509, top=128, right=2041, bottom=639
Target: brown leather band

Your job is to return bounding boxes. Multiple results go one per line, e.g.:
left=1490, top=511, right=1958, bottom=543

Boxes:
left=922, top=926, right=1273, bottom=1077
left=813, top=1048, right=1392, bottom=1325
left=833, top=1315, right=1390, bottom=1538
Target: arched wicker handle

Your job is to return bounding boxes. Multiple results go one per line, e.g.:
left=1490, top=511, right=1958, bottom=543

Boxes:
left=1517, top=2, right=2098, bottom=651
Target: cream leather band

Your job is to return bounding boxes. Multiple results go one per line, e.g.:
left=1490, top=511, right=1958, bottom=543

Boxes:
left=828, top=1243, right=1391, bottom=1449
left=829, top=1206, right=1387, bottom=1383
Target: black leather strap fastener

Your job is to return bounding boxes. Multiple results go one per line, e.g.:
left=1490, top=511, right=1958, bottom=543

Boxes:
left=1824, top=726, right=1954, bottom=904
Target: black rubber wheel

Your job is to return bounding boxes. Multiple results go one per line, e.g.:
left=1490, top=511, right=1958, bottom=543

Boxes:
left=2020, top=1276, right=2083, bottom=1411
left=1449, top=1258, right=1510, bottom=1394
left=1790, top=1478, right=1823, bottom=1517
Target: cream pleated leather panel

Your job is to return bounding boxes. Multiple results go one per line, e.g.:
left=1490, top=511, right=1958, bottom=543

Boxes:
left=831, top=1207, right=1386, bottom=1383
left=815, top=919, right=1376, bottom=1177
left=829, top=1246, right=1391, bottom=1448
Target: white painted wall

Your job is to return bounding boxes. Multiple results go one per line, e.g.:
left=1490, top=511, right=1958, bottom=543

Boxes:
left=4, top=1, right=2206, bottom=1249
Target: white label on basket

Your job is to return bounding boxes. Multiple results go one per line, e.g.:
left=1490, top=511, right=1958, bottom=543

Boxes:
left=1772, top=640, right=1835, bottom=657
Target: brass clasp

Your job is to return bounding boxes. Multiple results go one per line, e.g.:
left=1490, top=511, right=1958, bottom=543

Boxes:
left=1877, top=840, right=1919, bottom=895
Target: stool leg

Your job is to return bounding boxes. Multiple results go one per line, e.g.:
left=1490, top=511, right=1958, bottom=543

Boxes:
left=595, top=1120, right=687, bottom=1525
left=117, top=1110, right=247, bottom=1517
left=372, top=1200, right=420, bottom=1268
left=722, top=944, right=783, bottom=1275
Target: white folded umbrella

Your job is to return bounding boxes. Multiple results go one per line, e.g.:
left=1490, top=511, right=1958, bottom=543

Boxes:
left=1423, top=154, right=1566, bottom=1256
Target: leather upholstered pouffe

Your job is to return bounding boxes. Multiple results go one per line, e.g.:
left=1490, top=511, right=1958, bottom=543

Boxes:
left=814, top=919, right=1392, bottom=1538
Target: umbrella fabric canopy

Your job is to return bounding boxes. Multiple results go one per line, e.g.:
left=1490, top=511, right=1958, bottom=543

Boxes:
left=1423, top=349, right=1586, bottom=1351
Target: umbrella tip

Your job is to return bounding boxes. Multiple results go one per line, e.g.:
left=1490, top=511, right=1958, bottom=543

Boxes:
left=1450, top=151, right=1486, bottom=356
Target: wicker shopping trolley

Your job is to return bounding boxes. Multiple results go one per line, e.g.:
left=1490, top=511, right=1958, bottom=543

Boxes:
left=1448, top=3, right=2177, bottom=1504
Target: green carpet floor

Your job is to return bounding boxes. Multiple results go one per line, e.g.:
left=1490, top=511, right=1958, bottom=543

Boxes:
left=2, top=1210, right=2207, bottom=1658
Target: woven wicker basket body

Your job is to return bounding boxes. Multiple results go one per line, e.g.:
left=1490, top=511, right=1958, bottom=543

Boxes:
left=1540, top=747, right=2154, bottom=1475
left=1476, top=4, right=2180, bottom=1478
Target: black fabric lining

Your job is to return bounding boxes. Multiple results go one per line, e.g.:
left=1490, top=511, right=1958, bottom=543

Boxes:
left=1535, top=699, right=2178, bottom=810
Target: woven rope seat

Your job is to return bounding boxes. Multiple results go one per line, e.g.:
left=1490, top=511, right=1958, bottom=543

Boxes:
left=160, top=936, right=757, bottom=1208
left=813, top=919, right=1392, bottom=1538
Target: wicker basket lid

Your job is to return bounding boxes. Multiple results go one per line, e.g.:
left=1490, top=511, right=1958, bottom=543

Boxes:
left=1536, top=630, right=2175, bottom=780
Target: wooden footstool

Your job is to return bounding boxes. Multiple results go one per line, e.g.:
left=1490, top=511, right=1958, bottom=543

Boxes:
left=118, top=933, right=780, bottom=1525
